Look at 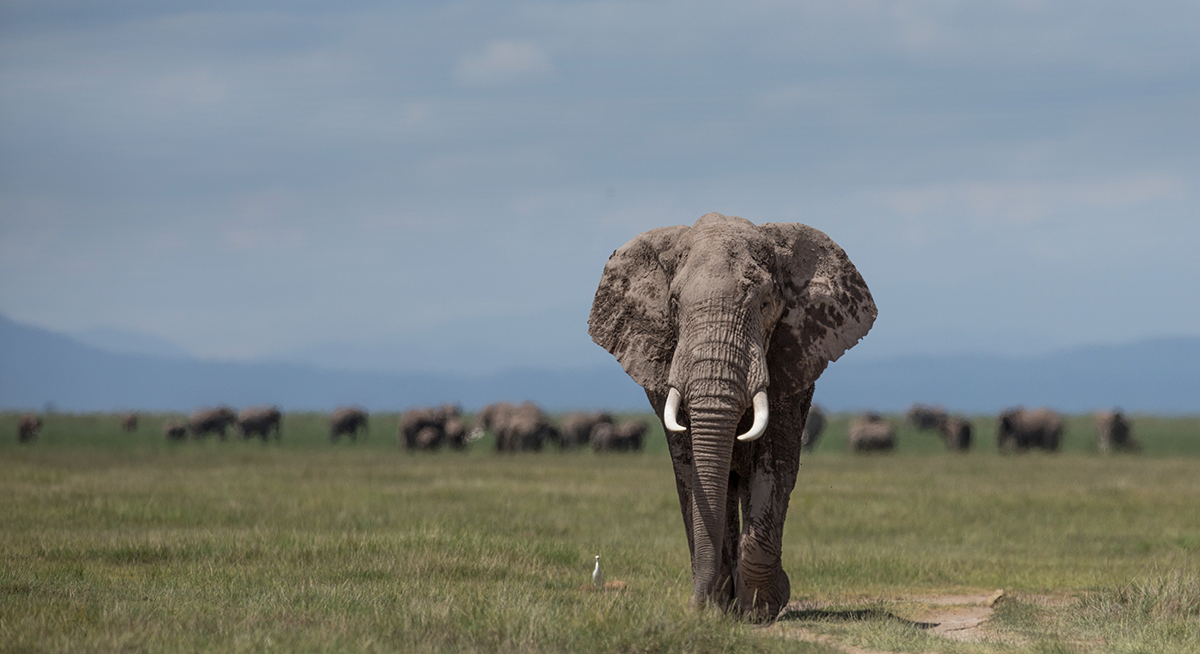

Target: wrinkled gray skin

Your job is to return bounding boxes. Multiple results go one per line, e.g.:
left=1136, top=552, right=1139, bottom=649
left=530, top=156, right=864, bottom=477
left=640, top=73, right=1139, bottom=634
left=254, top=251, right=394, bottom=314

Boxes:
left=330, top=407, right=369, bottom=442
left=938, top=416, right=972, bottom=452
left=997, top=407, right=1063, bottom=452
left=120, top=412, right=139, bottom=432
left=559, top=411, right=614, bottom=449
left=479, top=402, right=559, bottom=452
left=189, top=406, right=237, bottom=440
left=591, top=419, right=649, bottom=452
left=238, top=406, right=282, bottom=441
left=17, top=413, right=42, bottom=443
left=401, top=405, right=468, bottom=451
left=848, top=413, right=895, bottom=452
left=801, top=405, right=825, bottom=451
left=163, top=421, right=187, bottom=441
left=907, top=403, right=948, bottom=431
left=1095, top=409, right=1139, bottom=454
left=589, top=213, right=876, bottom=622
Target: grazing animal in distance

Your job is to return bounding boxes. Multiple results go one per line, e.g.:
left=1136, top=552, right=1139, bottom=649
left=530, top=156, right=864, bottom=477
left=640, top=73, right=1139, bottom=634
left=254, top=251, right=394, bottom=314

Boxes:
left=329, top=407, right=369, bottom=442
left=938, top=416, right=972, bottom=452
left=997, top=407, right=1063, bottom=453
left=558, top=411, right=613, bottom=449
left=848, top=412, right=895, bottom=452
left=907, top=403, right=948, bottom=431
left=17, top=413, right=42, bottom=443
left=590, top=419, right=649, bottom=452
left=238, top=406, right=282, bottom=441
left=163, top=421, right=188, bottom=441
left=189, top=406, right=238, bottom=440
left=401, top=404, right=471, bottom=451
left=120, top=411, right=139, bottom=432
left=477, top=401, right=558, bottom=452
left=1095, top=409, right=1139, bottom=454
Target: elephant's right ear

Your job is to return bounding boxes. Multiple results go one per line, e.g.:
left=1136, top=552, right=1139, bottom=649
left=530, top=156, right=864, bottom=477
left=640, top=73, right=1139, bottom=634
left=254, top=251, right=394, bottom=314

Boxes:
left=588, top=225, right=688, bottom=394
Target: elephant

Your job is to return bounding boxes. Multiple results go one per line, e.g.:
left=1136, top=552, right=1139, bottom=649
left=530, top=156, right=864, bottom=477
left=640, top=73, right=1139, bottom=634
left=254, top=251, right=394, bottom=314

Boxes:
left=17, top=413, right=42, bottom=443
left=588, top=212, right=876, bottom=621
left=477, top=401, right=559, bottom=452
left=907, top=403, right=948, bottom=431
left=400, top=405, right=469, bottom=451
left=120, top=411, right=139, bottom=432
left=1095, top=409, right=1139, bottom=454
left=801, top=404, right=825, bottom=451
left=848, top=412, right=895, bottom=452
left=997, top=407, right=1063, bottom=453
left=189, top=406, right=237, bottom=440
left=558, top=411, right=614, bottom=449
left=591, top=419, right=649, bottom=452
left=330, top=407, right=369, bottom=442
left=238, top=406, right=282, bottom=441
left=445, top=413, right=470, bottom=449
left=938, top=415, right=972, bottom=452
left=163, top=421, right=188, bottom=441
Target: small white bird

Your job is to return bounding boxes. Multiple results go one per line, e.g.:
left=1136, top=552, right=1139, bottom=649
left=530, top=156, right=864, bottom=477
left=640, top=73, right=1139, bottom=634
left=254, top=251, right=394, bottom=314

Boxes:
left=592, top=555, right=604, bottom=589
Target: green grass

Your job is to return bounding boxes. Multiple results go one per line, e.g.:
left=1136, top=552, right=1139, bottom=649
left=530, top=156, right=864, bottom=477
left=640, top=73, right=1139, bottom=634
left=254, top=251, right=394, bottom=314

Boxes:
left=2, top=411, right=1199, bottom=653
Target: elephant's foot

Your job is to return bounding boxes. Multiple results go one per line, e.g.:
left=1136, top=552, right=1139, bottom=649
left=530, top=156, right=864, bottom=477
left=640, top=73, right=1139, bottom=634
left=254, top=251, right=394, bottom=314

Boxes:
left=688, top=573, right=737, bottom=613
left=737, top=568, right=789, bottom=623
left=735, top=532, right=790, bottom=622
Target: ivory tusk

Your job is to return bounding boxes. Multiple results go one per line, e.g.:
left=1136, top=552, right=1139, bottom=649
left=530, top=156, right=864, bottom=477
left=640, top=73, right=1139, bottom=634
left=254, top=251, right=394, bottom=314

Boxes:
left=737, top=390, right=770, bottom=442
left=663, top=388, right=686, bottom=432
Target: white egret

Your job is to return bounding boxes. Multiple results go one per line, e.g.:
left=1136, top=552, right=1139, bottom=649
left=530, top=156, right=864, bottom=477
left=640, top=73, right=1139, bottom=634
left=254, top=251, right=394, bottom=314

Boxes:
left=592, top=555, right=604, bottom=589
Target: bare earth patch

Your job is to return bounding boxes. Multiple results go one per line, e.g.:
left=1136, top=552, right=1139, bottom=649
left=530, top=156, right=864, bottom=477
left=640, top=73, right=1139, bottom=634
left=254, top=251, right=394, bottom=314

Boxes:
left=769, top=590, right=1015, bottom=653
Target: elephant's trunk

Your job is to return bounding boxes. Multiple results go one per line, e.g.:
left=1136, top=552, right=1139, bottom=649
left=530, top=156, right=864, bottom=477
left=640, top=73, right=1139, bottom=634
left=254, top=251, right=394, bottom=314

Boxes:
left=687, top=401, right=740, bottom=607
left=669, top=298, right=770, bottom=609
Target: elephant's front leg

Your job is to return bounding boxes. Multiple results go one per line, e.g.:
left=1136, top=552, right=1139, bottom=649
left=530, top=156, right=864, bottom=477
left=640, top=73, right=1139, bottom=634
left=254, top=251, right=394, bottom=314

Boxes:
left=735, top=391, right=808, bottom=622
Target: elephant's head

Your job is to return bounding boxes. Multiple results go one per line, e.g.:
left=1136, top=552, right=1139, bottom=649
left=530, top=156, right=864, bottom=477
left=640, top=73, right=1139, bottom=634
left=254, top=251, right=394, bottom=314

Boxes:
left=588, top=212, right=875, bottom=618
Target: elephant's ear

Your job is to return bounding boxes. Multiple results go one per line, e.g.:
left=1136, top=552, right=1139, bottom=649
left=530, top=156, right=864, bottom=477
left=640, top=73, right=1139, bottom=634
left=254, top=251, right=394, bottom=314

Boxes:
left=760, top=223, right=877, bottom=395
left=588, top=225, right=689, bottom=393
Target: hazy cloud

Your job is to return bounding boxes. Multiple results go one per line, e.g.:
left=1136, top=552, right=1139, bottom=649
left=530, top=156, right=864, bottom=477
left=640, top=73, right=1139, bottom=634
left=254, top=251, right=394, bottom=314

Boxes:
left=455, top=40, right=554, bottom=86
left=0, top=0, right=1197, bottom=370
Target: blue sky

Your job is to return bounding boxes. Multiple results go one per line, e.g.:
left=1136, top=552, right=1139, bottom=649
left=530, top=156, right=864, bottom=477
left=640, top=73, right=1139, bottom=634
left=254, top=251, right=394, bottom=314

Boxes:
left=2, top=1, right=1198, bottom=375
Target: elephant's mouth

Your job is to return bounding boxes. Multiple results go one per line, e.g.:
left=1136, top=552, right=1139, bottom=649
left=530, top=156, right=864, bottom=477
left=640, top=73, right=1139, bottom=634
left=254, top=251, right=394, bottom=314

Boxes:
left=663, top=386, right=769, bottom=442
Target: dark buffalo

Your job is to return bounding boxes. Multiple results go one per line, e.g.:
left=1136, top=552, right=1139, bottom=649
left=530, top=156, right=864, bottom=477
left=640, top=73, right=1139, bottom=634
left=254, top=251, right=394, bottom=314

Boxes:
left=478, top=401, right=558, bottom=452
left=848, top=412, right=895, bottom=453
left=997, top=407, right=1063, bottom=453
left=120, top=411, right=139, bottom=432
left=238, top=406, right=282, bottom=441
left=163, top=421, right=187, bottom=441
left=401, top=404, right=470, bottom=451
left=189, top=406, right=237, bottom=440
left=17, top=413, right=42, bottom=443
left=558, top=411, right=613, bottom=449
left=330, top=407, right=369, bottom=442
left=591, top=419, right=649, bottom=452
left=1095, top=409, right=1139, bottom=454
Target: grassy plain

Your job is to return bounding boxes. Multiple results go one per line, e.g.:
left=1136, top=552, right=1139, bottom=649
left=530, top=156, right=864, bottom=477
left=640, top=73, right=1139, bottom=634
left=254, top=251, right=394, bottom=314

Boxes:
left=1, top=411, right=1199, bottom=653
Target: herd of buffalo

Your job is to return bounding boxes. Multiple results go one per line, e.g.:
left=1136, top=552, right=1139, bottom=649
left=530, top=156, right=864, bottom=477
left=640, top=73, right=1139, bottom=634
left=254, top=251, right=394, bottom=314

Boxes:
left=10, top=402, right=652, bottom=453
left=12, top=402, right=1139, bottom=454
left=813, top=403, right=1140, bottom=454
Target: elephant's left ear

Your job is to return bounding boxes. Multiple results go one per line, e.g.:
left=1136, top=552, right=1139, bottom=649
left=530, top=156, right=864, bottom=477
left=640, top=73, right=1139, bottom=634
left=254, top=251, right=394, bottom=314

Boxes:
left=760, top=223, right=877, bottom=394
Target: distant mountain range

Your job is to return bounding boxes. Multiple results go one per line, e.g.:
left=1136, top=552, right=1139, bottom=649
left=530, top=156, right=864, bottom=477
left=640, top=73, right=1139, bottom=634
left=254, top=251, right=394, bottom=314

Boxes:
left=2, top=313, right=1197, bottom=414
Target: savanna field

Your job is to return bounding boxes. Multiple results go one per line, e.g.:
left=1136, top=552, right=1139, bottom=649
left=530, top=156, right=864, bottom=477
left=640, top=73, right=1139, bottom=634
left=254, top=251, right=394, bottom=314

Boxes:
left=2, top=411, right=1199, bottom=653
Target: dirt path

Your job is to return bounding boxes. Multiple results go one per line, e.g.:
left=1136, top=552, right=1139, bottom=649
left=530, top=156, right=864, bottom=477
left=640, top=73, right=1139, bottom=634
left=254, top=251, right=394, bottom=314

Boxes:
left=769, top=590, right=1008, bottom=653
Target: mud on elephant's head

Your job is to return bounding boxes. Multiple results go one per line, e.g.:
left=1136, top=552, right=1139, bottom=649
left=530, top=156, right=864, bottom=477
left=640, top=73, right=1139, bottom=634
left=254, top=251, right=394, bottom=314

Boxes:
left=588, top=212, right=876, bottom=621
